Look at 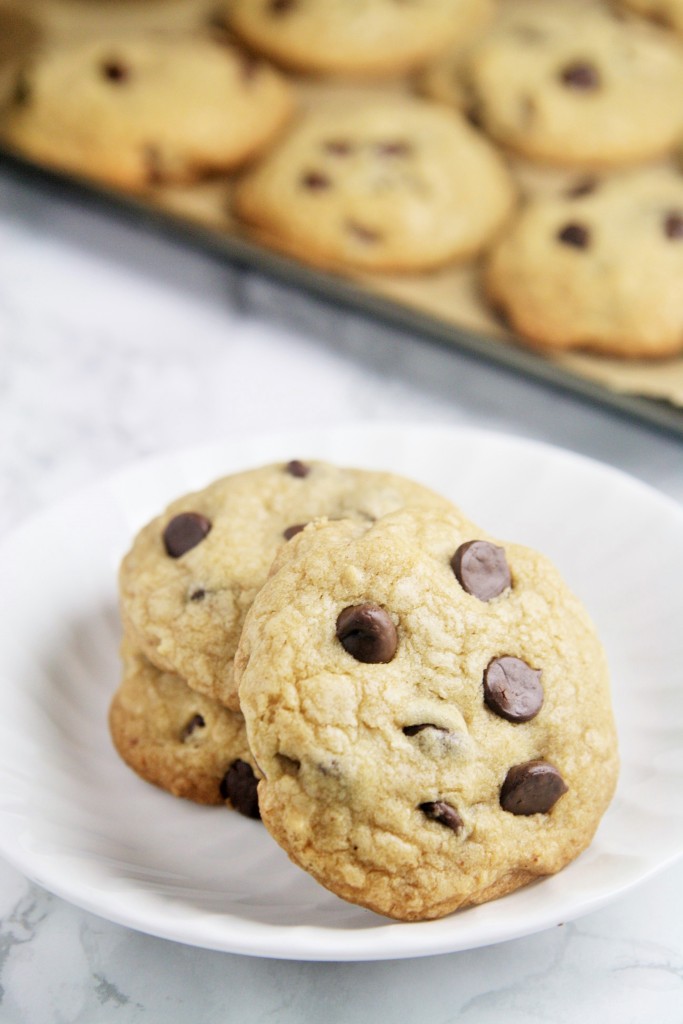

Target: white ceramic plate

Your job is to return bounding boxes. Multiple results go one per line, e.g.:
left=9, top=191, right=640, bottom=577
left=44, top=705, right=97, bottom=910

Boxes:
left=0, top=423, right=682, bottom=962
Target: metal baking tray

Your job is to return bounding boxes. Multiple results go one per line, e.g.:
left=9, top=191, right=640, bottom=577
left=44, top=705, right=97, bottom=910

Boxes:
left=3, top=145, right=683, bottom=441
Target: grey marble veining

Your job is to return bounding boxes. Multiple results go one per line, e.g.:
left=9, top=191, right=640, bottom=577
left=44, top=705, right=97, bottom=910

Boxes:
left=0, top=166, right=682, bottom=1024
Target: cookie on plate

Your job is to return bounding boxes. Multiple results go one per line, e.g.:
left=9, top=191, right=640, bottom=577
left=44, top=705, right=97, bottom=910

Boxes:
left=460, top=0, right=683, bottom=167
left=2, top=34, right=294, bottom=190
left=225, top=0, right=494, bottom=78
left=109, top=638, right=260, bottom=815
left=485, top=167, right=683, bottom=359
left=235, top=507, right=619, bottom=921
left=233, top=98, right=516, bottom=272
left=119, top=460, right=454, bottom=711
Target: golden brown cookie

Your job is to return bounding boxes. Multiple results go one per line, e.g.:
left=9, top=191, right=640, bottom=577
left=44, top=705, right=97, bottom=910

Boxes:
left=235, top=507, right=619, bottom=921
left=119, top=459, right=454, bottom=711
left=485, top=167, right=683, bottom=359
left=2, top=34, right=294, bottom=190
left=225, top=0, right=493, bottom=78
left=109, top=638, right=260, bottom=815
left=233, top=98, right=516, bottom=272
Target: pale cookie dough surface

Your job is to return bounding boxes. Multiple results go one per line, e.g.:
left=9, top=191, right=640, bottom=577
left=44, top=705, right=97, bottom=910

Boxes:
left=119, top=460, right=454, bottom=711
left=226, top=0, right=493, bottom=77
left=235, top=507, right=619, bottom=922
left=485, top=167, right=683, bottom=359
left=109, top=638, right=260, bottom=814
left=233, top=99, right=516, bottom=272
left=462, top=0, right=683, bottom=167
left=1, top=34, right=294, bottom=190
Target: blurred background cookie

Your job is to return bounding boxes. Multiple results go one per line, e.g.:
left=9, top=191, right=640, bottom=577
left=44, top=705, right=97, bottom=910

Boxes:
left=224, top=0, right=495, bottom=78
left=1, top=32, right=295, bottom=190
left=484, top=167, right=683, bottom=358
left=233, top=97, right=517, bottom=272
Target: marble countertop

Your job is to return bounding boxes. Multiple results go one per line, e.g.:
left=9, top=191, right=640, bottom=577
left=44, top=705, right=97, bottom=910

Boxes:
left=0, top=166, right=682, bottom=1023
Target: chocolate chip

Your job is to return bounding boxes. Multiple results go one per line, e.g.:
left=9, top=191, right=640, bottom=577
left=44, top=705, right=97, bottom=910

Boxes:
left=560, top=60, right=600, bottom=90
left=324, top=139, right=353, bottom=156
left=220, top=760, right=260, bottom=818
left=375, top=141, right=412, bottom=157
left=11, top=72, right=30, bottom=106
left=189, top=588, right=206, bottom=602
left=451, top=540, right=511, bottom=602
left=566, top=178, right=597, bottom=199
left=285, top=459, right=310, bottom=478
left=500, top=760, right=568, bottom=815
left=419, top=801, right=463, bottom=832
left=101, top=59, right=129, bottom=83
left=301, top=171, right=331, bottom=190
left=664, top=212, right=683, bottom=239
left=283, top=522, right=306, bottom=540
left=142, top=144, right=165, bottom=186
left=403, top=723, right=448, bottom=736
left=180, top=714, right=205, bottom=741
left=336, top=603, right=397, bottom=663
left=346, top=221, right=381, bottom=244
left=557, top=223, right=590, bottom=248
left=269, top=0, right=295, bottom=11
left=484, top=656, right=544, bottom=722
left=163, top=512, right=212, bottom=558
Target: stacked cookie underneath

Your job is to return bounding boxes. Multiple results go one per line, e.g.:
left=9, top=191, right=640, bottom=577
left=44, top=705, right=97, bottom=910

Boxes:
left=113, top=458, right=619, bottom=921
left=5, top=0, right=683, bottom=359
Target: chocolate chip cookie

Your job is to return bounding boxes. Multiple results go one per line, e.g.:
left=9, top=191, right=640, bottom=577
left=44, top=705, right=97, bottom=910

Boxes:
left=2, top=34, right=294, bottom=190
left=461, top=0, right=683, bottom=167
left=119, top=460, right=454, bottom=711
left=109, top=638, right=260, bottom=815
left=235, top=507, right=618, bottom=921
left=233, top=98, right=516, bottom=272
left=225, top=0, right=492, bottom=78
left=485, top=167, right=683, bottom=358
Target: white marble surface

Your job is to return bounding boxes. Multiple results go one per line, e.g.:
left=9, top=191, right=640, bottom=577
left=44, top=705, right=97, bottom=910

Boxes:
left=0, top=165, right=682, bottom=1023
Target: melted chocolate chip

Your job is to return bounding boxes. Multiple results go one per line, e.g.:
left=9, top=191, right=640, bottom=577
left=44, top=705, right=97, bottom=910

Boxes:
left=403, top=723, right=448, bottom=736
left=283, top=522, right=306, bottom=540
left=375, top=140, right=412, bottom=157
left=269, top=0, right=295, bottom=11
left=451, top=540, right=511, bottom=602
left=163, top=512, right=212, bottom=558
left=336, top=603, right=397, bottom=663
left=285, top=459, right=310, bottom=478
left=190, top=588, right=206, bottom=602
left=220, top=759, right=260, bottom=818
left=301, top=170, right=331, bottom=190
left=419, top=801, right=463, bottom=832
left=346, top=221, right=381, bottom=244
left=557, top=222, right=590, bottom=248
left=664, top=212, right=683, bottom=239
left=181, top=714, right=205, bottom=741
left=560, top=60, right=600, bottom=90
left=101, top=59, right=129, bottom=83
left=566, top=178, right=598, bottom=199
left=484, top=656, right=544, bottom=722
left=12, top=72, right=30, bottom=107
left=324, top=139, right=353, bottom=156
left=500, top=760, right=568, bottom=815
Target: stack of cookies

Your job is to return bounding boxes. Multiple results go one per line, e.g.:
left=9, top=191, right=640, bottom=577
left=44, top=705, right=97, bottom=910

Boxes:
left=5, top=0, right=683, bottom=360
left=112, top=457, right=619, bottom=921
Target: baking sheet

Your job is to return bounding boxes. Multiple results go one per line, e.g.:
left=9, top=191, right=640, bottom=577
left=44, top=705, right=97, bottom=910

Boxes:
left=2, top=0, right=683, bottom=439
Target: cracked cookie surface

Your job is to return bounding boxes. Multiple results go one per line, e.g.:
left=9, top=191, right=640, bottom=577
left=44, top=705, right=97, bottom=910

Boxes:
left=119, top=460, right=453, bottom=710
left=235, top=507, right=618, bottom=921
